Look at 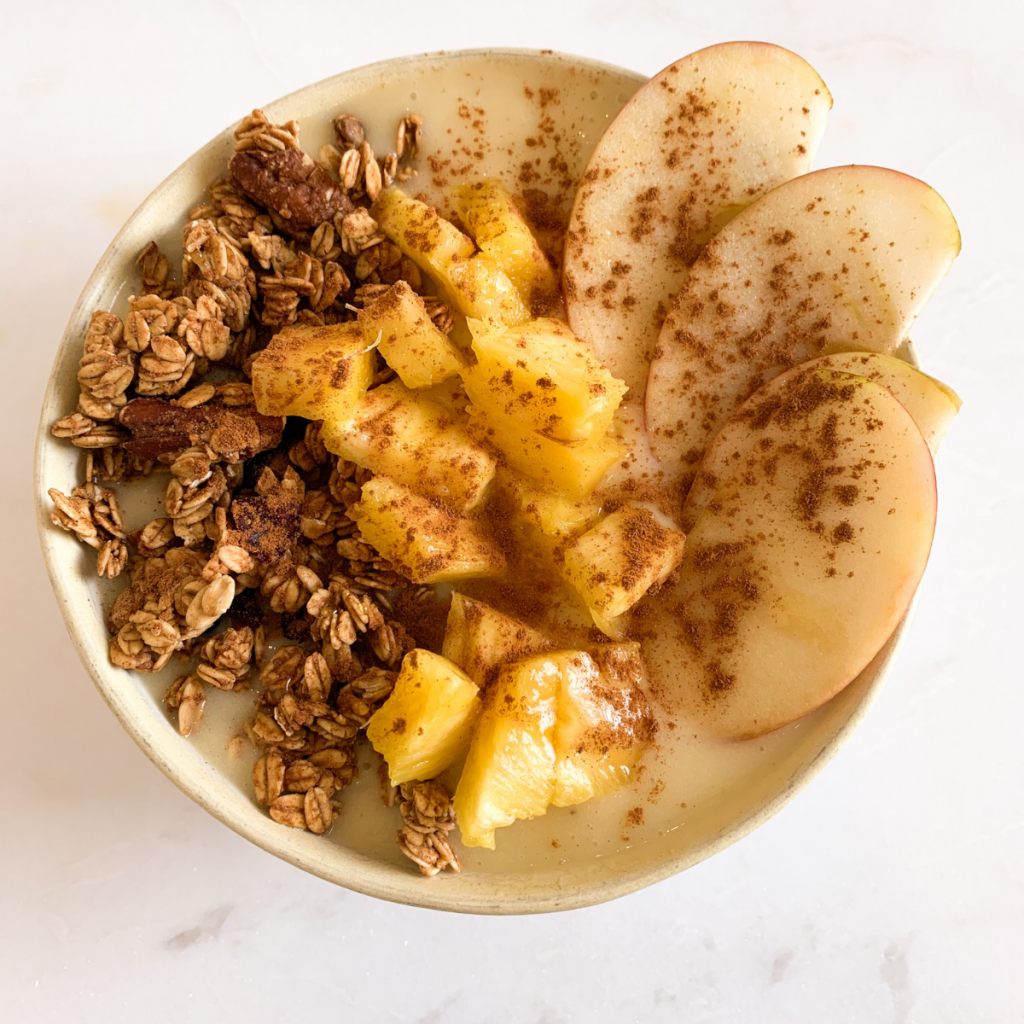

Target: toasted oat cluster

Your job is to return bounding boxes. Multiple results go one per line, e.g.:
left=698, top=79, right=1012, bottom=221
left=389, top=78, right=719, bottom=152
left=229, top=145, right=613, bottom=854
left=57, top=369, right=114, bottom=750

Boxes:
left=48, top=108, right=461, bottom=876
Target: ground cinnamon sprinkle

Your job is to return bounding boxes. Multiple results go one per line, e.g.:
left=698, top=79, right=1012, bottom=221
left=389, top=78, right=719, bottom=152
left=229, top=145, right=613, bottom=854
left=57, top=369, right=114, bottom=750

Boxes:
left=665, top=362, right=898, bottom=705
left=230, top=465, right=305, bottom=563
left=48, top=76, right=734, bottom=871
left=619, top=508, right=671, bottom=592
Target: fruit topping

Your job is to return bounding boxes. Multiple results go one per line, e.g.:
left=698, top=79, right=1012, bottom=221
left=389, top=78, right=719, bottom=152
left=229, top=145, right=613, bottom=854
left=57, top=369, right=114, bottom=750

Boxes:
left=461, top=316, right=627, bottom=444
left=321, top=379, right=496, bottom=513
left=453, top=177, right=560, bottom=314
left=663, top=366, right=938, bottom=738
left=357, top=281, right=465, bottom=389
left=348, top=476, right=506, bottom=583
left=442, top=593, right=550, bottom=690
left=454, top=645, right=654, bottom=848
left=645, top=165, right=960, bottom=495
left=563, top=505, right=687, bottom=637
left=564, top=42, right=832, bottom=402
left=367, top=649, right=482, bottom=786
left=251, top=321, right=375, bottom=420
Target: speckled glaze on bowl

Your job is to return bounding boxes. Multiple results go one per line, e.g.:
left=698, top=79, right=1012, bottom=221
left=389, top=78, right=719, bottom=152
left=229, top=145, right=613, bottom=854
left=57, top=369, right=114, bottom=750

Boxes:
left=34, top=49, right=913, bottom=915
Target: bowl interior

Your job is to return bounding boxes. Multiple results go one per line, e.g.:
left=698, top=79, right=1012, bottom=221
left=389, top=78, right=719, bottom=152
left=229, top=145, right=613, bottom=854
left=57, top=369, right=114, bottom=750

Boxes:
left=35, top=48, right=909, bottom=914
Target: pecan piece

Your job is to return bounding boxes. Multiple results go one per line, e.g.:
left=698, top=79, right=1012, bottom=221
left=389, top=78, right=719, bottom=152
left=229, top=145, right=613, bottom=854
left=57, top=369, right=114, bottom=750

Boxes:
left=229, top=149, right=353, bottom=234
left=119, top=397, right=284, bottom=462
left=333, top=114, right=365, bottom=150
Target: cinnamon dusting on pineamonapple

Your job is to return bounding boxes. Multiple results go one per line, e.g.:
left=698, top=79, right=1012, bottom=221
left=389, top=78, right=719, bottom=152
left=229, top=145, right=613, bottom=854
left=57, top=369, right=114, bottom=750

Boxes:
left=48, top=53, right=961, bottom=867
left=645, top=165, right=960, bottom=490
left=565, top=44, right=832, bottom=404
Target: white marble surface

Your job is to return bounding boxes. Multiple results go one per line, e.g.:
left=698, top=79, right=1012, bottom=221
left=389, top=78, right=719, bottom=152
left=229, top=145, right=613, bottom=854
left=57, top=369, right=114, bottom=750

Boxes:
left=3, top=1, right=1022, bottom=1020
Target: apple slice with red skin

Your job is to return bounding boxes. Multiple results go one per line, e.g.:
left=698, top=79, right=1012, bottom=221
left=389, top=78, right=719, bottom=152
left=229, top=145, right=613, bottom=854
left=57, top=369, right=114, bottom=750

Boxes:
left=657, top=366, right=937, bottom=739
left=562, top=42, right=831, bottom=413
left=644, top=165, right=961, bottom=499
left=680, top=351, right=961, bottom=531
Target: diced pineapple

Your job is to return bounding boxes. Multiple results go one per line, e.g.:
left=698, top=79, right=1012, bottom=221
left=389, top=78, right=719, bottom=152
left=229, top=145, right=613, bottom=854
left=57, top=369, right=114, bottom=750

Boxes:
left=498, top=472, right=601, bottom=558
left=453, top=178, right=560, bottom=313
left=453, top=654, right=560, bottom=849
left=446, top=253, right=531, bottom=328
left=462, top=317, right=627, bottom=444
left=321, top=379, right=496, bottom=512
left=373, top=188, right=529, bottom=328
left=445, top=316, right=475, bottom=356
left=442, top=592, right=550, bottom=689
left=357, top=281, right=465, bottom=389
left=366, top=649, right=482, bottom=785
left=251, top=322, right=374, bottom=420
left=506, top=477, right=602, bottom=546
left=372, top=186, right=476, bottom=276
left=562, top=505, right=687, bottom=637
left=420, top=375, right=471, bottom=418
left=467, top=404, right=626, bottom=500
left=348, top=476, right=506, bottom=583
left=551, top=644, right=653, bottom=807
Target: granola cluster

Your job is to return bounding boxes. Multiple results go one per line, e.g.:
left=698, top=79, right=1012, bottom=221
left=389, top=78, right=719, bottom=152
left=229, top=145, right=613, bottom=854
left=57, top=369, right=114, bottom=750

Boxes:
left=47, top=108, right=460, bottom=876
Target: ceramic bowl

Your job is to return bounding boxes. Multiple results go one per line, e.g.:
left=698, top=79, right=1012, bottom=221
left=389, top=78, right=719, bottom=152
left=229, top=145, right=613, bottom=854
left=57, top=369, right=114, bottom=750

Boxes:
left=34, top=48, right=912, bottom=914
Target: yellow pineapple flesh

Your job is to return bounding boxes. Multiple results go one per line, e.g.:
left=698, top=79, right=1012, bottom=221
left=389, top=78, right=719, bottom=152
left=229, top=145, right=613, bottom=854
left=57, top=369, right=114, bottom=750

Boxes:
left=466, top=403, right=625, bottom=500
left=505, top=476, right=602, bottom=548
left=357, top=281, right=465, bottom=389
left=372, top=188, right=528, bottom=328
left=462, top=317, right=627, bottom=444
left=562, top=505, right=687, bottom=637
left=320, top=379, right=496, bottom=512
left=348, top=476, right=506, bottom=583
left=453, top=654, right=559, bottom=849
left=371, top=187, right=475, bottom=277
left=420, top=374, right=472, bottom=418
left=453, top=177, right=560, bottom=314
left=550, top=644, right=654, bottom=807
left=446, top=253, right=531, bottom=328
left=366, top=649, right=482, bottom=785
left=442, top=592, right=550, bottom=690
left=251, top=322, right=374, bottom=421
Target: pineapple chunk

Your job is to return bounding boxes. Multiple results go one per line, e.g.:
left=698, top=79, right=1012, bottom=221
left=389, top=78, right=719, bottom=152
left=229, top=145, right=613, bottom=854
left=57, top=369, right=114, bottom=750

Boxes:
left=447, top=253, right=531, bottom=328
left=453, top=654, right=559, bottom=849
left=348, top=476, right=506, bottom=583
left=551, top=644, right=654, bottom=808
left=373, top=188, right=529, bottom=328
left=562, top=505, right=687, bottom=637
left=372, top=186, right=475, bottom=276
left=462, top=317, right=627, bottom=444
left=251, top=322, right=374, bottom=420
left=357, top=281, right=465, bottom=389
left=366, top=649, right=482, bottom=785
left=321, top=379, right=496, bottom=513
left=467, top=404, right=626, bottom=500
left=507, top=478, right=602, bottom=546
left=420, top=374, right=471, bottom=418
left=442, top=592, right=550, bottom=689
left=453, top=178, right=560, bottom=313
left=445, top=316, right=475, bottom=356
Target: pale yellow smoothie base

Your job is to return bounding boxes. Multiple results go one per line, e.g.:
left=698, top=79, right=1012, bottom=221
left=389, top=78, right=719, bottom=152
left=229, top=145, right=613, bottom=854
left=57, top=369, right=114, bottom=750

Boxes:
left=34, top=49, right=914, bottom=914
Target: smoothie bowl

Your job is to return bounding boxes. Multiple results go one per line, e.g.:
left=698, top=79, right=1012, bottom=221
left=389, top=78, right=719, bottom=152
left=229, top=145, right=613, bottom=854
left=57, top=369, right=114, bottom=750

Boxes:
left=34, top=47, right=960, bottom=914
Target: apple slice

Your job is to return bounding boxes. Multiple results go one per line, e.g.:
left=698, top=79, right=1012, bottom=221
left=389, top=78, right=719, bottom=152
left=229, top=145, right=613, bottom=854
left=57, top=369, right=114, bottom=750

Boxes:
left=681, top=353, right=961, bottom=530
left=662, top=367, right=936, bottom=739
left=563, top=42, right=831, bottom=406
left=645, top=165, right=961, bottom=496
